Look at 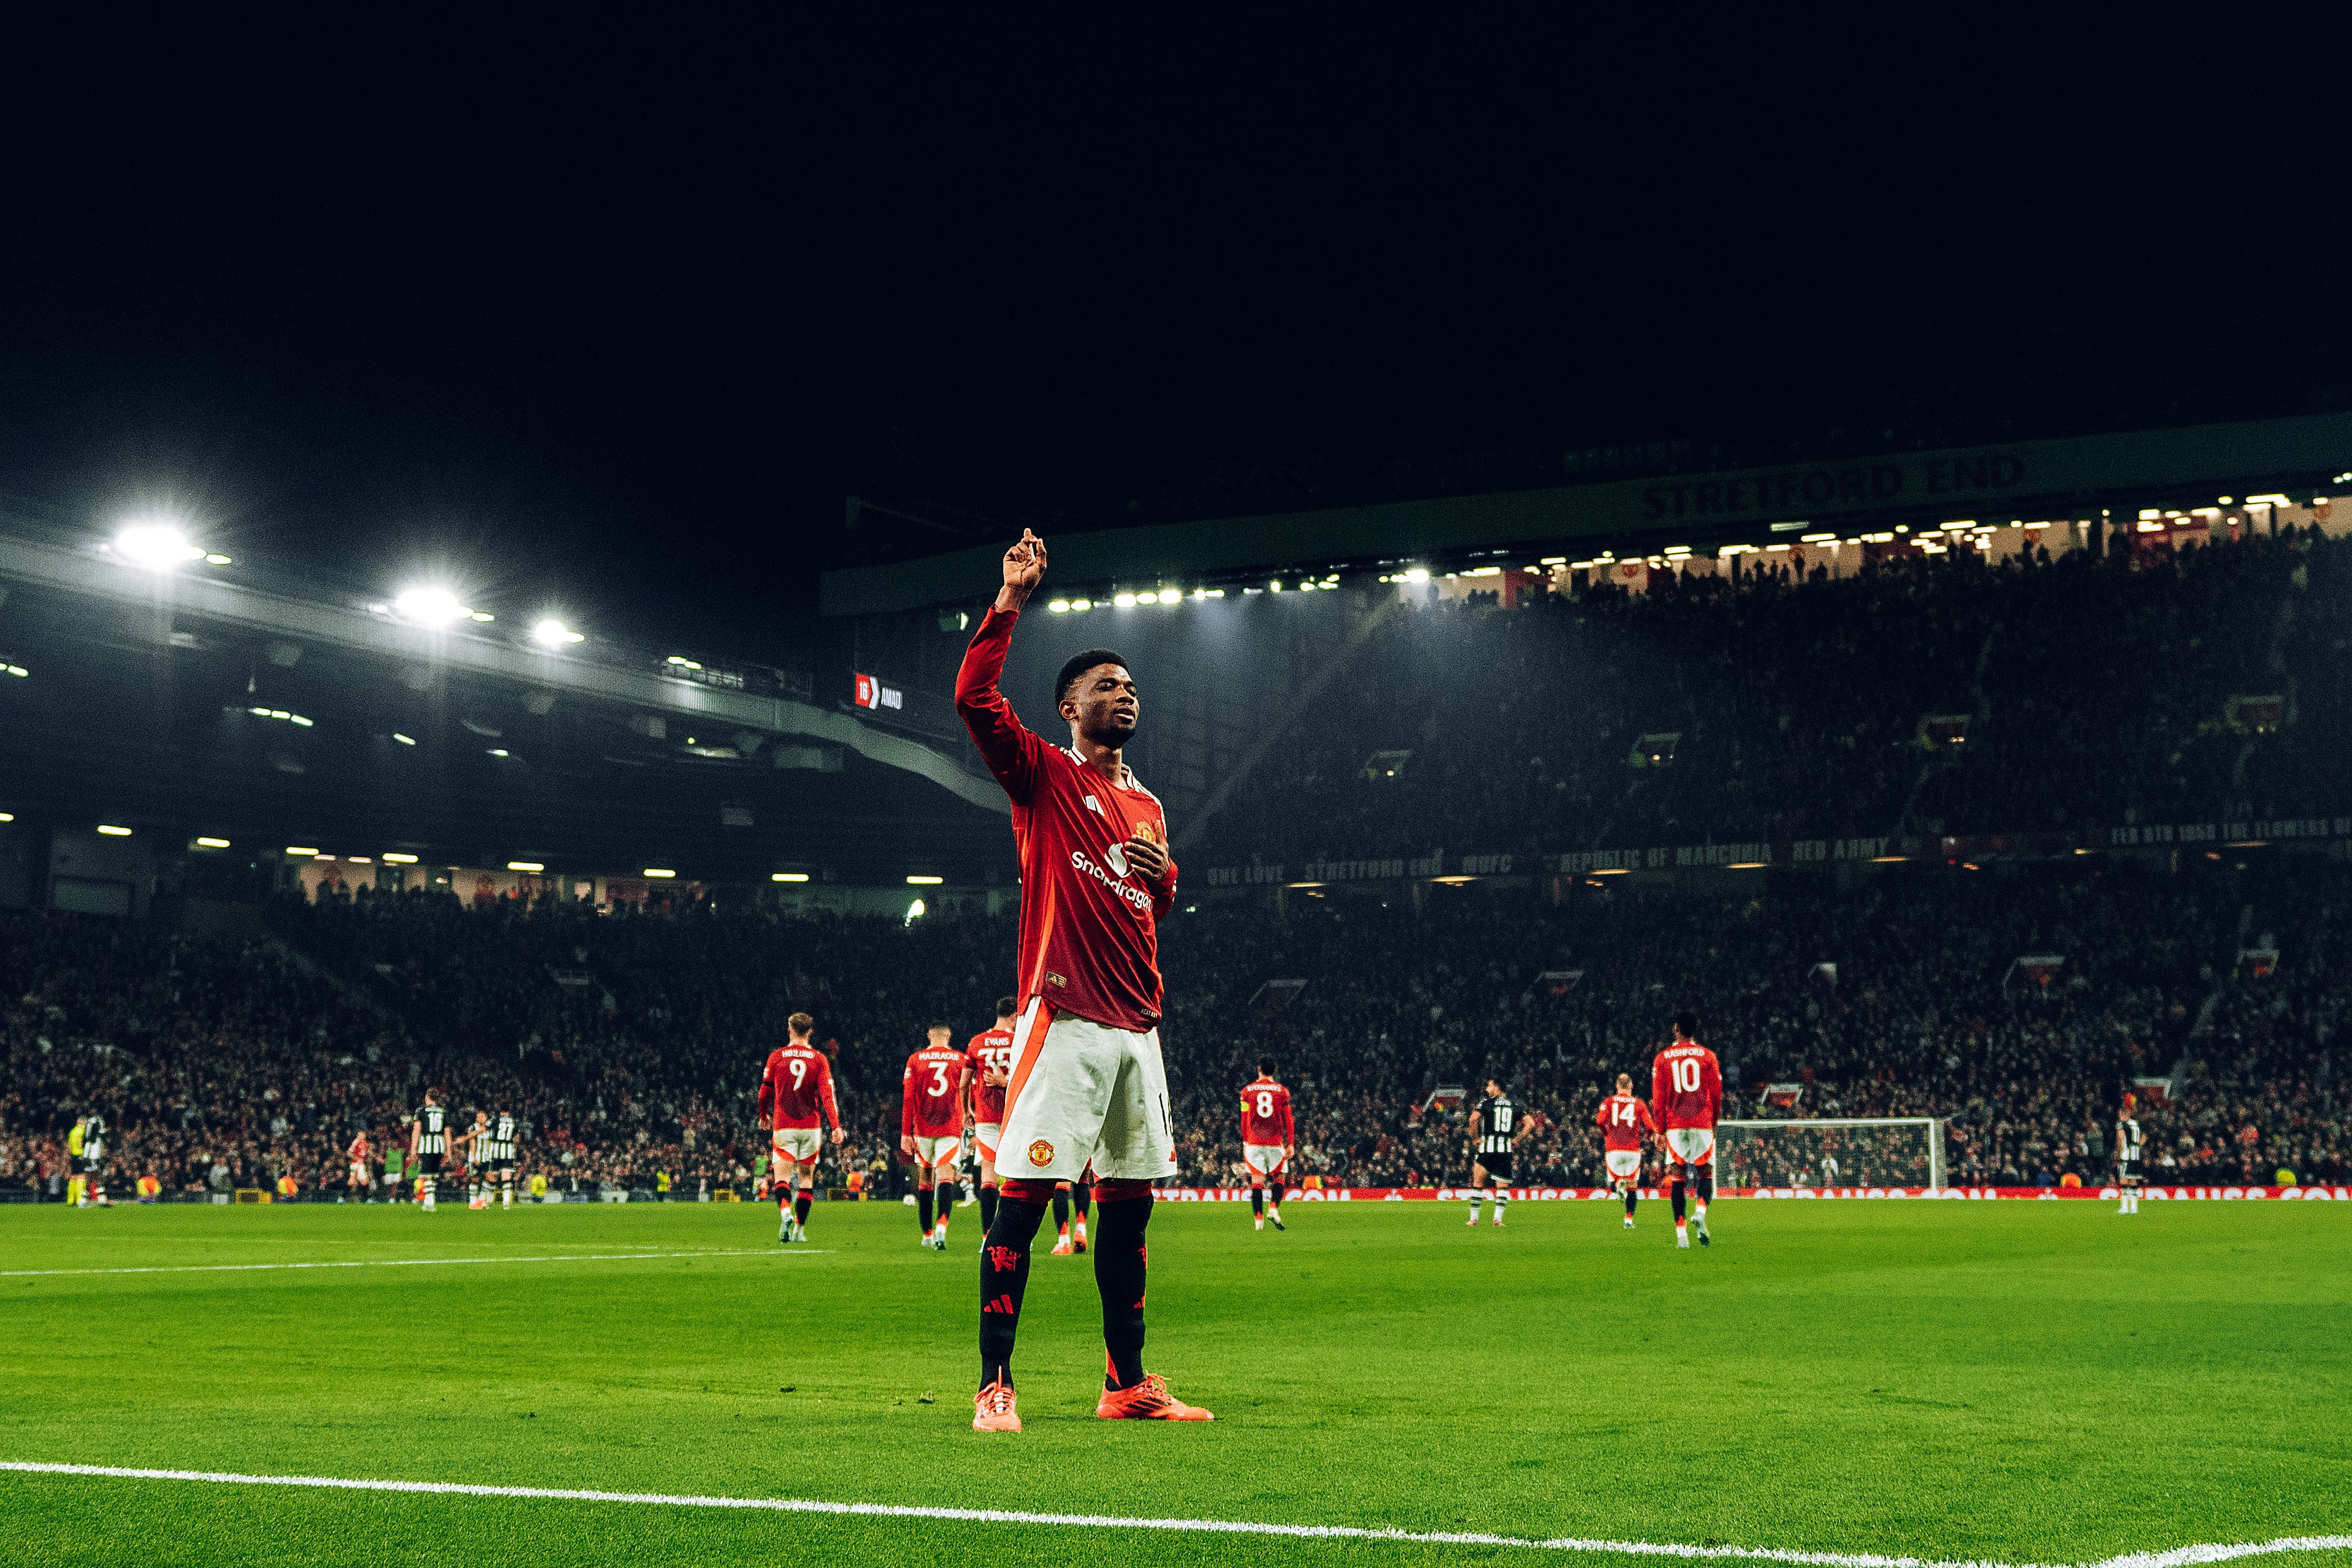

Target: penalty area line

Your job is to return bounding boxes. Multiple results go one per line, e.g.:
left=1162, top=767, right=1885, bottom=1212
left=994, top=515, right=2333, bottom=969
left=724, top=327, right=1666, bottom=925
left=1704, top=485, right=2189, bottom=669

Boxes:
left=0, top=1248, right=829, bottom=1279
left=0, top=1463, right=2346, bottom=1568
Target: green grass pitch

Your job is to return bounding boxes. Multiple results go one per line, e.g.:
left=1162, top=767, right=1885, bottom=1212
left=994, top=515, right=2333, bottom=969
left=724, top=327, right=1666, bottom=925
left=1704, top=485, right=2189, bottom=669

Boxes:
left=1, top=1196, right=2347, bottom=1567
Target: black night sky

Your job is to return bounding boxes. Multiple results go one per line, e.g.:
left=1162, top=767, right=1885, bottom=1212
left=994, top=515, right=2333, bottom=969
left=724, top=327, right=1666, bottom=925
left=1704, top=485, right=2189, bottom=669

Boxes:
left=1, top=20, right=2342, bottom=662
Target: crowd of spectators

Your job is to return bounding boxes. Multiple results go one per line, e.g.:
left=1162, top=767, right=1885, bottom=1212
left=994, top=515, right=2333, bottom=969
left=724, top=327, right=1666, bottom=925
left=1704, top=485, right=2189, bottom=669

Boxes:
left=6, top=848, right=2346, bottom=1203
left=1210, top=523, right=2345, bottom=866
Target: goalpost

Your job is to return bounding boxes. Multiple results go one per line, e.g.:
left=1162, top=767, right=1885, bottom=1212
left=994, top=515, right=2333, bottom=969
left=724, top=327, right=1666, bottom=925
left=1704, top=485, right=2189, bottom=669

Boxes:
left=1716, top=1118, right=1947, bottom=1192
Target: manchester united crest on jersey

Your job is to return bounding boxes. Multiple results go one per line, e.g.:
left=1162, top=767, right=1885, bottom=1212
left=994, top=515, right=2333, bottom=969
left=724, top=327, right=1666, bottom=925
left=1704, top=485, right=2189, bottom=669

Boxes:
left=1028, top=1139, right=1055, bottom=1167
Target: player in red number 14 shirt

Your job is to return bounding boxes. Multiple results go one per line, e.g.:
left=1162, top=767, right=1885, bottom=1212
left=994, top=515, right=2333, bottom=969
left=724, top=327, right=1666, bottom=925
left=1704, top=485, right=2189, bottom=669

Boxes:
left=758, top=1012, right=843, bottom=1244
left=1594, top=1073, right=1658, bottom=1231
left=1240, top=1059, right=1295, bottom=1233
left=1651, top=1011, right=1722, bottom=1250
left=956, top=528, right=1210, bottom=1434
left=903, top=1025, right=973, bottom=1251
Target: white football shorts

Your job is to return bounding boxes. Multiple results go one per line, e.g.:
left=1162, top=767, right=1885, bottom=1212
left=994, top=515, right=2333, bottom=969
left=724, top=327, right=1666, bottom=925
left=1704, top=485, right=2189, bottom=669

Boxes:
left=1665, top=1127, right=1716, bottom=1166
left=1243, top=1143, right=1286, bottom=1178
left=910, top=1133, right=963, bottom=1169
left=771, top=1127, right=823, bottom=1165
left=1605, top=1149, right=1643, bottom=1179
left=998, top=998, right=1177, bottom=1185
left=973, top=1122, right=1002, bottom=1161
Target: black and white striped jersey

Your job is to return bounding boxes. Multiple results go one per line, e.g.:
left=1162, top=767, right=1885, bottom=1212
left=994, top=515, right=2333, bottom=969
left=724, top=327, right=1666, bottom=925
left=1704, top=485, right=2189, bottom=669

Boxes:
left=1473, top=1094, right=1517, bottom=1156
left=482, top=1113, right=518, bottom=1161
left=415, top=1104, right=448, bottom=1154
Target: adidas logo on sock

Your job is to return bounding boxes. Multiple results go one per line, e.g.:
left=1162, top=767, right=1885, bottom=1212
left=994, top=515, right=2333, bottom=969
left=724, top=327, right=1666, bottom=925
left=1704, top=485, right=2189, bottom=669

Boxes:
left=983, top=1294, right=1016, bottom=1314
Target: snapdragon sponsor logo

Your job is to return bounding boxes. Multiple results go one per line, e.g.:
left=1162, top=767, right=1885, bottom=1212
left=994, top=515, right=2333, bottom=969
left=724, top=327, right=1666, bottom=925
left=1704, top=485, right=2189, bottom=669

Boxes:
left=1070, top=849, right=1155, bottom=912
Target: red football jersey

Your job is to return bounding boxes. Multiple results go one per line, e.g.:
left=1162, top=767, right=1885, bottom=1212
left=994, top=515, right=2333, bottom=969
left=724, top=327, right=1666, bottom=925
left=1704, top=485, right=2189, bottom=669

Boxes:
left=1240, top=1077, right=1293, bottom=1146
left=759, top=1043, right=840, bottom=1131
left=347, top=1134, right=372, bottom=1163
left=902, top=1046, right=970, bottom=1138
left=1595, top=1093, right=1657, bottom=1151
left=1651, top=1042, right=1723, bottom=1130
left=967, top=1027, right=1016, bottom=1123
left=956, top=606, right=1175, bottom=1032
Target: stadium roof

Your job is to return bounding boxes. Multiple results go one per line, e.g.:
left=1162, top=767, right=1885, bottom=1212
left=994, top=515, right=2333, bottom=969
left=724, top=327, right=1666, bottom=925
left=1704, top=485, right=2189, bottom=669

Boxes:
left=820, top=410, right=2352, bottom=617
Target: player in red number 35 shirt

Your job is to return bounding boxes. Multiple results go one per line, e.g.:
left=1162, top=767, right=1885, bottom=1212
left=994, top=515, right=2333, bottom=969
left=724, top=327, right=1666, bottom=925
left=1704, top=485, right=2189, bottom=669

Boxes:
left=1651, top=1011, right=1722, bottom=1250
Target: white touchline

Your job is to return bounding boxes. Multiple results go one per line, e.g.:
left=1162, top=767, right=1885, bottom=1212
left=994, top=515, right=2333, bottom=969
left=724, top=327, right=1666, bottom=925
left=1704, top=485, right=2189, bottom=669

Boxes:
left=0, top=1464, right=2343, bottom=1568
left=0, top=1248, right=828, bottom=1279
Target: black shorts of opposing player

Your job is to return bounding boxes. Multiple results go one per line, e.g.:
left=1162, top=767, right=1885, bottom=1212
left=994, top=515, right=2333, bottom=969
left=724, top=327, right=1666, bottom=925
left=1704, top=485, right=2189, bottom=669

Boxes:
left=1478, top=1153, right=1514, bottom=1184
left=416, top=1153, right=444, bottom=1176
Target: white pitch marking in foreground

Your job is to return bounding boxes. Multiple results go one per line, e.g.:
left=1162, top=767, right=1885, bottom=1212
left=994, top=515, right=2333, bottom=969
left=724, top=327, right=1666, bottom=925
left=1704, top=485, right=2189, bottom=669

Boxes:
left=0, top=1248, right=827, bottom=1279
left=0, top=1463, right=2344, bottom=1568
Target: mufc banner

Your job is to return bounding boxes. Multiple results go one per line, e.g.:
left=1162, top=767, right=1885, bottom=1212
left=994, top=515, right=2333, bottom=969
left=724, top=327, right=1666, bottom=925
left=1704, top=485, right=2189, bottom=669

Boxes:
left=1149, top=1185, right=2350, bottom=1202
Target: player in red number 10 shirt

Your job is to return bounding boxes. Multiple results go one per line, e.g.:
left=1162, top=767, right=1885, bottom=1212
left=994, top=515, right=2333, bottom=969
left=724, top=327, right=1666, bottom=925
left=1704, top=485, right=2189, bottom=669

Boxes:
left=758, top=1012, right=843, bottom=1244
left=955, top=528, right=1210, bottom=1434
left=1651, top=1011, right=1722, bottom=1250
left=903, top=1025, right=972, bottom=1251
left=1594, top=1072, right=1658, bottom=1231
left=1240, top=1059, right=1294, bottom=1232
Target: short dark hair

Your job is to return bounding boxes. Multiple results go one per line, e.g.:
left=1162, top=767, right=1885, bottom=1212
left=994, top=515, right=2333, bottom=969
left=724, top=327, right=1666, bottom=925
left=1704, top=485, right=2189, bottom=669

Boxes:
left=1055, top=649, right=1130, bottom=705
left=928, top=1022, right=952, bottom=1034
left=996, top=996, right=1018, bottom=1018
left=787, top=1011, right=814, bottom=1035
left=1258, top=1056, right=1274, bottom=1076
left=1673, top=1010, right=1699, bottom=1038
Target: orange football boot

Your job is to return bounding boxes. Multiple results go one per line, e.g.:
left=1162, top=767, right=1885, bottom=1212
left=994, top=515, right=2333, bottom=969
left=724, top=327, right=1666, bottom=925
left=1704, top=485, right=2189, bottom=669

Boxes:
left=1096, top=1371, right=1213, bottom=1421
left=1049, top=1231, right=1075, bottom=1256
left=972, top=1380, right=1022, bottom=1433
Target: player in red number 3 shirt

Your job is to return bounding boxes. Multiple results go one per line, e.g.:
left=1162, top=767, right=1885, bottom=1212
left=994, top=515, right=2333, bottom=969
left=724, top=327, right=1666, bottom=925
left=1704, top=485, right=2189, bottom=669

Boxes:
left=1651, top=1011, right=1722, bottom=1250
left=955, top=529, right=1210, bottom=1434
left=903, top=1025, right=972, bottom=1251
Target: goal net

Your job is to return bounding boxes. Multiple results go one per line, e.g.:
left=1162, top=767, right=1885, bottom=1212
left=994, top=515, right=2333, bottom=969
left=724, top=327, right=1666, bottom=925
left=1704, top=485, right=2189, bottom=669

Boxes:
left=1716, top=1118, right=1947, bottom=1191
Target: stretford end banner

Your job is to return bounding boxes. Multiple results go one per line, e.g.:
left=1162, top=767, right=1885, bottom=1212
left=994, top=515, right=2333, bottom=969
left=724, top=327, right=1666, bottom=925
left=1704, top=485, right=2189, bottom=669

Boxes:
left=1158, top=1185, right=2350, bottom=1202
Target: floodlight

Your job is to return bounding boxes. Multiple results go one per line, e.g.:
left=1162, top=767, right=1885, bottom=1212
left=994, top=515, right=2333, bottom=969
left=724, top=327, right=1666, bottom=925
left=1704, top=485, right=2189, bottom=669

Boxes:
left=904, top=898, right=927, bottom=925
left=507, top=861, right=544, bottom=872
left=392, top=733, right=416, bottom=746
left=1156, top=588, right=1180, bottom=604
left=203, top=553, right=232, bottom=565
left=285, top=846, right=320, bottom=856
left=1113, top=592, right=1137, bottom=607
left=3, top=665, right=25, bottom=678
left=113, top=519, right=205, bottom=570
left=392, top=586, right=468, bottom=627
left=1069, top=598, right=1092, bottom=612
left=1047, top=599, right=1071, bottom=613
left=643, top=868, right=676, bottom=879
left=1403, top=568, right=1429, bottom=584
left=382, top=853, right=419, bottom=864
left=531, top=617, right=584, bottom=646
left=194, top=836, right=231, bottom=849
left=771, top=872, right=810, bottom=882
left=0, top=813, right=14, bottom=822
left=96, top=824, right=132, bottom=836
left=906, top=875, right=944, bottom=885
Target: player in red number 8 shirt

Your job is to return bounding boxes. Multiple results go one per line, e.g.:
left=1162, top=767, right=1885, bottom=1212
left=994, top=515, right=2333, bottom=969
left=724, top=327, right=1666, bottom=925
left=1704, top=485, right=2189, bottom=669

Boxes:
left=758, top=1012, right=843, bottom=1244
left=955, top=528, right=1211, bottom=1434
left=1240, top=1058, right=1294, bottom=1232
left=1651, top=1011, right=1722, bottom=1249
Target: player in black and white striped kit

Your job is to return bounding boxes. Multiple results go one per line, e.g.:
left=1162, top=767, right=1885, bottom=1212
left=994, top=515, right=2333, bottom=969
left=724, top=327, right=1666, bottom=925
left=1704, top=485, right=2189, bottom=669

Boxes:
left=481, top=1108, right=520, bottom=1209
left=409, top=1090, right=449, bottom=1212
left=2114, top=1094, right=2145, bottom=1217
left=1463, top=1077, right=1529, bottom=1229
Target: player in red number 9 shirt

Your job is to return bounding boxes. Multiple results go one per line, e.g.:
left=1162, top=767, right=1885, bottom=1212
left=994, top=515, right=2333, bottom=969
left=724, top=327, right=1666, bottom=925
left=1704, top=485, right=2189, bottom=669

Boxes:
left=956, top=528, right=1211, bottom=1434
left=1595, top=1072, right=1658, bottom=1231
left=1651, top=1011, right=1722, bottom=1250
left=903, top=1025, right=972, bottom=1251
left=758, top=1012, right=843, bottom=1244
left=1240, top=1058, right=1294, bottom=1232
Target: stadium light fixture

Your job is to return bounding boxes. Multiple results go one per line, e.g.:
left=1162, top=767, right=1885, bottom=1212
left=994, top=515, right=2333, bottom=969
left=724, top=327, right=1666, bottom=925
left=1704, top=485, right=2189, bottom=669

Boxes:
left=0, top=813, right=14, bottom=822
left=486, top=748, right=510, bottom=758
left=643, top=867, right=676, bottom=879
left=1047, top=599, right=1071, bottom=613
left=313, top=854, right=336, bottom=863
left=507, top=860, right=544, bottom=872
left=1589, top=867, right=1630, bottom=876
left=96, top=824, right=132, bottom=836
left=1431, top=875, right=1476, bottom=885
left=285, top=846, right=320, bottom=856
left=193, top=836, right=231, bottom=849
left=1539, top=557, right=1566, bottom=566
left=770, top=872, right=810, bottom=882
left=392, top=586, right=469, bottom=627
left=664, top=655, right=703, bottom=671
left=205, top=553, right=232, bottom=565
left=1402, top=568, right=1428, bottom=584
left=1157, top=587, right=1181, bottom=604
left=1069, top=597, right=1092, bottom=612
left=392, top=732, right=416, bottom=746
left=1799, top=533, right=1837, bottom=544
left=1113, top=592, right=1138, bottom=607
left=1726, top=862, right=1767, bottom=870
left=904, top=898, right=927, bottom=925
left=531, top=617, right=584, bottom=646
left=382, top=853, right=419, bottom=864
left=906, top=874, right=944, bottom=885
left=1269, top=580, right=1282, bottom=591
left=3, top=664, right=26, bottom=678
left=111, top=518, right=206, bottom=570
